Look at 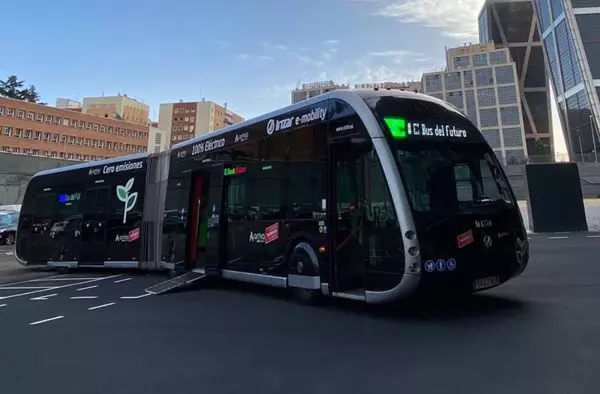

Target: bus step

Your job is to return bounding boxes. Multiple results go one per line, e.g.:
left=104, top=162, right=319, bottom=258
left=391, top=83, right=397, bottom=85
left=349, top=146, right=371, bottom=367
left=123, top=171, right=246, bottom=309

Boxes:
left=145, top=271, right=207, bottom=295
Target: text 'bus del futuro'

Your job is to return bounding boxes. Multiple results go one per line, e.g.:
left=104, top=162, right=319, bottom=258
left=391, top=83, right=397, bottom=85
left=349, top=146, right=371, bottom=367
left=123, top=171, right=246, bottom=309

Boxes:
left=15, top=89, right=530, bottom=304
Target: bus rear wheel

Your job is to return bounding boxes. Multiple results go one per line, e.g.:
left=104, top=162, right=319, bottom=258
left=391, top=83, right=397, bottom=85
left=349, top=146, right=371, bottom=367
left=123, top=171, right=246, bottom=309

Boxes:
left=288, top=249, right=321, bottom=305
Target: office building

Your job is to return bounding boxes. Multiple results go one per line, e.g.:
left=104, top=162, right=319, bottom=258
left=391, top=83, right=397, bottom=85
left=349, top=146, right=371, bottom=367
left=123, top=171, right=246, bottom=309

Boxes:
left=148, top=122, right=168, bottom=153
left=291, top=81, right=351, bottom=104
left=532, top=0, right=600, bottom=161
left=82, top=94, right=150, bottom=126
left=158, top=99, right=245, bottom=147
left=422, top=43, right=528, bottom=164
left=479, top=0, right=554, bottom=161
left=0, top=97, right=149, bottom=161
left=292, top=80, right=422, bottom=104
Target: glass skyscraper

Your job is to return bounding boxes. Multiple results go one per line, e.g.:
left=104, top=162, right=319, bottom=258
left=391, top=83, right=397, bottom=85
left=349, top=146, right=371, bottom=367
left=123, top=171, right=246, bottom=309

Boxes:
left=479, top=0, right=555, bottom=161
left=532, top=0, right=600, bottom=161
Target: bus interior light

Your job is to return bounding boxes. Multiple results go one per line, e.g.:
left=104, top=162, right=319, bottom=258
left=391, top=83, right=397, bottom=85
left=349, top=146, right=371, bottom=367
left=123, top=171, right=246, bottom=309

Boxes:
left=383, top=117, right=408, bottom=139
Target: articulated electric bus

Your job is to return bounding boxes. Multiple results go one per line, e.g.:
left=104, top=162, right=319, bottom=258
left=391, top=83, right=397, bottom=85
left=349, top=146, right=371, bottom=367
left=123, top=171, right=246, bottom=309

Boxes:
left=15, top=89, right=529, bottom=303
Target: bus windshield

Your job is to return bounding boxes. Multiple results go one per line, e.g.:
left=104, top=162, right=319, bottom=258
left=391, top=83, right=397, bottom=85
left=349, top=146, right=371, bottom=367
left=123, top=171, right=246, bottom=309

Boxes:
left=364, top=94, right=515, bottom=221
left=392, top=139, right=514, bottom=218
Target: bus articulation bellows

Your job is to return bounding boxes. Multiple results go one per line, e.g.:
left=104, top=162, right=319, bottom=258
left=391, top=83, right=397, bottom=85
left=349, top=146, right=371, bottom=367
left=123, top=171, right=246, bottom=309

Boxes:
left=15, top=89, right=530, bottom=303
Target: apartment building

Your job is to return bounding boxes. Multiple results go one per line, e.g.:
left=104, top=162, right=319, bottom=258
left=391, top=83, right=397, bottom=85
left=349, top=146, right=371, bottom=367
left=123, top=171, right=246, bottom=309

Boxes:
left=158, top=100, right=245, bottom=147
left=0, top=97, right=149, bottom=162
left=82, top=94, right=150, bottom=126
left=55, top=98, right=82, bottom=109
left=422, top=43, right=528, bottom=164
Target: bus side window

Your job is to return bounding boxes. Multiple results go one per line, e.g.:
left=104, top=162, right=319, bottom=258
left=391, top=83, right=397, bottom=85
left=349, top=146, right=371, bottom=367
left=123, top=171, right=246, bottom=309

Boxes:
left=32, top=193, right=56, bottom=233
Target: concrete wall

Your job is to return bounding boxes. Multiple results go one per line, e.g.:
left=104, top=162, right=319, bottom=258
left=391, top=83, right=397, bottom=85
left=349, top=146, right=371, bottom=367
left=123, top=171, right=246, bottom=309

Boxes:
left=0, top=153, right=77, bottom=205
left=1, top=152, right=599, bottom=205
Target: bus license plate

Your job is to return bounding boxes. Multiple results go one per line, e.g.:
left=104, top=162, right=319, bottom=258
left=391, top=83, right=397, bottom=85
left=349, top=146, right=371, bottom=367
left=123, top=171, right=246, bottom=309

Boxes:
left=473, top=276, right=500, bottom=290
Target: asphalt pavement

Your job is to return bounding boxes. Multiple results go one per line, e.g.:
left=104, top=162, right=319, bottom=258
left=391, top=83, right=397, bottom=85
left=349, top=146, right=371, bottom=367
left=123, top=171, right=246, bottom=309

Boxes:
left=0, top=234, right=599, bottom=394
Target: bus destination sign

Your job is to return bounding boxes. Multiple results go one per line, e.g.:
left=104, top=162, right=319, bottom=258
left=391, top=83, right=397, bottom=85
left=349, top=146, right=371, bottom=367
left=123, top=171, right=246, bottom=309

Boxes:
left=383, top=117, right=468, bottom=140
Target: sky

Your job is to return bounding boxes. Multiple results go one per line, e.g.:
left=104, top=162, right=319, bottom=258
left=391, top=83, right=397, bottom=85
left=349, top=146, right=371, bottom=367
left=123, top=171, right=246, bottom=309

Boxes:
left=2, top=0, right=489, bottom=121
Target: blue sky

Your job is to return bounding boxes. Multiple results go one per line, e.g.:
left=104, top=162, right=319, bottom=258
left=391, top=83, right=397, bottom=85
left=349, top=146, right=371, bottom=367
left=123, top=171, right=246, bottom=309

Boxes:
left=2, top=0, right=485, bottom=120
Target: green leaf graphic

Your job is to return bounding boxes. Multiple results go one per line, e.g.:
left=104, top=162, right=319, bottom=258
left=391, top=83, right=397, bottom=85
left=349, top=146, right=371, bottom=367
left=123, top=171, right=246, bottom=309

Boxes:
left=117, top=185, right=127, bottom=202
left=125, top=178, right=134, bottom=192
left=126, top=192, right=138, bottom=211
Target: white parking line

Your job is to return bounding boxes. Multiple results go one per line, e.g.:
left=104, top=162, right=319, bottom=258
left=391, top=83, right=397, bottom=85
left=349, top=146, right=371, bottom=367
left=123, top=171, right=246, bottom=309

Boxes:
left=120, top=293, right=152, bottom=300
left=548, top=236, right=569, bottom=240
left=587, top=235, right=600, bottom=238
left=88, top=302, right=115, bottom=311
left=31, top=277, right=104, bottom=282
left=29, top=316, right=64, bottom=326
left=77, top=285, right=99, bottom=292
left=0, top=286, right=56, bottom=290
left=114, top=278, right=132, bottom=284
left=71, top=296, right=98, bottom=300
left=31, top=293, right=58, bottom=301
left=0, top=304, right=6, bottom=308
left=0, top=274, right=124, bottom=300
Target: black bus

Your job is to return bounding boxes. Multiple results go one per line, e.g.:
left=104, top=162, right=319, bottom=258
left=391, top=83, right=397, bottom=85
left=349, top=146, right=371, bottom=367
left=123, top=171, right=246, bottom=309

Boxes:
left=15, top=89, right=530, bottom=303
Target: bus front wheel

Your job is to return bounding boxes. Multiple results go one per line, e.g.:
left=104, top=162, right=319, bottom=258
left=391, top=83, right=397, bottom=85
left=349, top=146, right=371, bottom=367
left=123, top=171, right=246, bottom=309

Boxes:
left=288, top=249, right=322, bottom=305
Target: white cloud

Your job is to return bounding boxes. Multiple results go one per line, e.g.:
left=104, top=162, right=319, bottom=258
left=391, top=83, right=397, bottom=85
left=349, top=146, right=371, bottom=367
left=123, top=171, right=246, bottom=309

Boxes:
left=235, top=53, right=274, bottom=62
left=291, top=53, right=325, bottom=66
left=262, top=42, right=287, bottom=50
left=322, top=39, right=340, bottom=46
left=376, top=0, right=484, bottom=40
left=367, top=50, right=420, bottom=57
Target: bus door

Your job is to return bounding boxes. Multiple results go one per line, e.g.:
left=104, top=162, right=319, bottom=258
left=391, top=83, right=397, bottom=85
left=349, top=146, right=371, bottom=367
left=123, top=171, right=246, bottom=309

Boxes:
left=328, top=138, right=370, bottom=293
left=80, top=187, right=110, bottom=265
left=29, top=192, right=56, bottom=263
left=192, top=164, right=226, bottom=274
left=187, top=171, right=210, bottom=270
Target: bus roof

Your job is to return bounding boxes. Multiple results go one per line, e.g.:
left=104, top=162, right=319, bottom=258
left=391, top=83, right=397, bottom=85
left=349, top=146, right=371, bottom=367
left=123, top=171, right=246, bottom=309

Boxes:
left=172, top=88, right=461, bottom=151
left=32, top=152, right=149, bottom=178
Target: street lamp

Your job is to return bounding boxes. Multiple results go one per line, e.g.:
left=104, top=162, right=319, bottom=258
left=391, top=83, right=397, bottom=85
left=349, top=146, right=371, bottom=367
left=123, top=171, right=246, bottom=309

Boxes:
left=577, top=128, right=584, bottom=162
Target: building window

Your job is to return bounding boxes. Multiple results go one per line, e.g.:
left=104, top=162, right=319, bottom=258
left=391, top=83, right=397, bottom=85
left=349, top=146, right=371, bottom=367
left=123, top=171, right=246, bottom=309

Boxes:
left=76, top=137, right=83, bottom=145
left=70, top=119, right=77, bottom=127
left=477, top=88, right=496, bottom=107
left=475, top=68, right=494, bottom=86
left=495, top=65, right=515, bottom=84
left=473, top=53, right=488, bottom=67
left=84, top=138, right=91, bottom=146
left=500, top=106, right=521, bottom=126
left=55, top=116, right=62, bottom=125
left=453, top=55, right=471, bottom=69
left=14, top=128, right=22, bottom=138
left=68, top=136, right=75, bottom=144
left=86, top=122, right=92, bottom=130
left=190, top=116, right=195, bottom=122
left=27, top=112, right=34, bottom=120
left=52, top=134, right=59, bottom=142
left=479, top=108, right=499, bottom=127
left=60, top=135, right=67, bottom=143
left=46, top=115, right=53, bottom=123
left=498, top=86, right=518, bottom=105
left=503, top=127, right=524, bottom=147
left=100, top=125, right=106, bottom=132
left=43, top=132, right=50, bottom=141
left=444, top=71, right=462, bottom=90
left=99, top=141, right=105, bottom=148
left=24, top=130, right=32, bottom=139
left=489, top=51, right=508, bottom=65
left=17, top=110, right=24, bottom=119
left=78, top=120, right=84, bottom=128
left=505, top=149, right=526, bottom=164
left=36, top=113, right=44, bottom=122
left=425, top=74, right=443, bottom=92
left=93, top=124, right=99, bottom=131
left=108, top=126, right=113, bottom=133
left=51, top=152, right=57, bottom=158
left=4, top=127, right=12, bottom=136
left=0, top=107, right=4, bottom=115
left=7, top=108, right=15, bottom=117
left=62, top=118, right=69, bottom=126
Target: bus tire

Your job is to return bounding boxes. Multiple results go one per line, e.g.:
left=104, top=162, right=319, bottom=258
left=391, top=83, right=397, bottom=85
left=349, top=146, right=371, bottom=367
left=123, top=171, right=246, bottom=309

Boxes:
left=288, top=249, right=321, bottom=305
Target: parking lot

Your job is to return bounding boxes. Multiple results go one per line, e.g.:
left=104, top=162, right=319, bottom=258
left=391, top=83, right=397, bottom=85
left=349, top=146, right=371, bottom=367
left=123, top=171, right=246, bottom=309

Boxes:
left=0, top=234, right=599, bottom=394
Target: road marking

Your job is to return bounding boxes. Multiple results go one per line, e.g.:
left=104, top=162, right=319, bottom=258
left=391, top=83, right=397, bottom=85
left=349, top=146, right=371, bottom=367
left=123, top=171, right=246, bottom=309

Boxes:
left=31, top=293, right=58, bottom=301
left=121, top=293, right=152, bottom=300
left=587, top=235, right=600, bottom=238
left=0, top=274, right=63, bottom=288
left=77, top=285, right=98, bottom=292
left=0, top=274, right=124, bottom=300
left=114, top=278, right=132, bottom=284
left=548, top=236, right=569, bottom=239
left=88, top=302, right=115, bottom=311
left=71, top=296, right=98, bottom=300
left=0, top=304, right=6, bottom=308
left=29, top=316, right=64, bottom=326
left=0, top=286, right=57, bottom=290
left=31, top=277, right=106, bottom=282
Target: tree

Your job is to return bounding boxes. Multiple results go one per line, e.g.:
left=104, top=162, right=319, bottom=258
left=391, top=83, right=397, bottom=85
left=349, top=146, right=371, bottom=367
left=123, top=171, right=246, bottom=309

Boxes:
left=0, top=75, right=43, bottom=103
